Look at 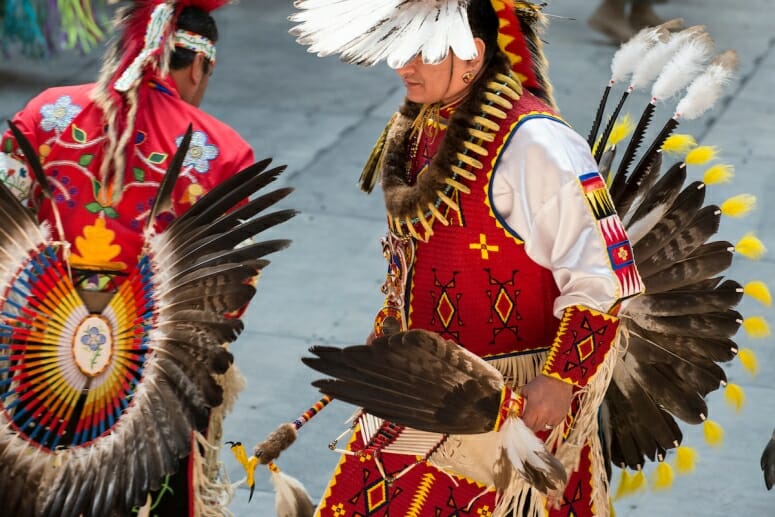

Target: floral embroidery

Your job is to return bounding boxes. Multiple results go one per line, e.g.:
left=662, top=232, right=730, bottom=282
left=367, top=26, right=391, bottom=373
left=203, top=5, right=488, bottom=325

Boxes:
left=82, top=326, right=107, bottom=351
left=175, top=130, right=219, bottom=173
left=179, top=182, right=205, bottom=205
left=69, top=218, right=128, bottom=271
left=40, top=95, right=82, bottom=133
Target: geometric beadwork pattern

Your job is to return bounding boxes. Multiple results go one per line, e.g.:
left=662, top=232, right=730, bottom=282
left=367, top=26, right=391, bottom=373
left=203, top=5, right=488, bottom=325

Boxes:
left=429, top=269, right=463, bottom=341
left=578, top=172, right=615, bottom=220
left=484, top=268, right=522, bottom=345
left=542, top=305, right=619, bottom=387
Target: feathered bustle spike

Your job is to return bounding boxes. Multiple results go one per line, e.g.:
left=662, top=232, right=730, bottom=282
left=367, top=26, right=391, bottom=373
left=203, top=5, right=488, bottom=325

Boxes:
left=744, top=281, right=772, bottom=306
left=623, top=117, right=681, bottom=202
left=676, top=50, right=739, bottom=120
left=651, top=32, right=714, bottom=102
left=588, top=84, right=612, bottom=149
left=735, top=233, right=766, bottom=260
left=610, top=102, right=656, bottom=196
left=685, top=145, right=718, bottom=165
left=720, top=194, right=756, bottom=218
left=652, top=460, right=674, bottom=490
left=661, top=134, right=697, bottom=156
left=703, top=418, right=724, bottom=447
left=724, top=383, right=745, bottom=412
left=742, top=316, right=771, bottom=338
left=738, top=348, right=759, bottom=376
left=675, top=445, right=697, bottom=474
left=703, top=163, right=734, bottom=184
left=594, top=90, right=630, bottom=163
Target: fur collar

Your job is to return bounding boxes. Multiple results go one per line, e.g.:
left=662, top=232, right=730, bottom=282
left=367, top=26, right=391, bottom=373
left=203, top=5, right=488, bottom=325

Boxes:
left=377, top=55, right=522, bottom=240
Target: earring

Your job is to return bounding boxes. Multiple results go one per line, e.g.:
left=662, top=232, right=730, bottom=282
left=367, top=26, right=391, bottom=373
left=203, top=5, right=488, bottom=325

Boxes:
left=462, top=70, right=474, bottom=84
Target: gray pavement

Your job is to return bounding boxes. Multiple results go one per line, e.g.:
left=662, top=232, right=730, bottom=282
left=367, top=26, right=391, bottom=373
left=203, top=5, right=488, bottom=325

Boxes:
left=2, top=0, right=775, bottom=515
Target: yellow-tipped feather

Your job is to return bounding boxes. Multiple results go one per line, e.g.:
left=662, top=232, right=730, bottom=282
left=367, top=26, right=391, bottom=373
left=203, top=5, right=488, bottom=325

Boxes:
left=675, top=446, right=697, bottom=474
left=703, top=419, right=724, bottom=447
left=608, top=114, right=634, bottom=147
left=630, top=470, right=647, bottom=493
left=744, top=281, right=772, bottom=306
left=724, top=382, right=745, bottom=412
left=614, top=469, right=633, bottom=500
left=661, top=134, right=697, bottom=156
left=743, top=316, right=771, bottom=338
left=685, top=145, right=718, bottom=165
left=738, top=348, right=759, bottom=376
left=721, top=194, right=756, bottom=218
left=653, top=461, right=674, bottom=491
left=703, top=164, right=734, bottom=185
left=735, top=233, right=767, bottom=260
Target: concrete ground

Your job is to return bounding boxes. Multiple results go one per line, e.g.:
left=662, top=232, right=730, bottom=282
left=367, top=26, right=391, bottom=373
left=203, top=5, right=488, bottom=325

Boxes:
left=2, top=0, right=775, bottom=515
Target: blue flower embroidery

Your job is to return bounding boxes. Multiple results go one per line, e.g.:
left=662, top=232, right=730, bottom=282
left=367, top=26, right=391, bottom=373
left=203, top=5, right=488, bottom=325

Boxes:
left=40, top=95, right=82, bottom=133
left=175, top=130, right=219, bottom=173
left=81, top=326, right=107, bottom=352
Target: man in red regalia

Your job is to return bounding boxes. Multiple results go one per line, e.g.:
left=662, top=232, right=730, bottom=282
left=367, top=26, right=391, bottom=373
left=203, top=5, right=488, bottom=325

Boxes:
left=0, top=1, right=253, bottom=513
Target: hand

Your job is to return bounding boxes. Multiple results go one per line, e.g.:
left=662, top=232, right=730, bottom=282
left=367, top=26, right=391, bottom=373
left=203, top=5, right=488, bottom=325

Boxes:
left=520, top=374, right=574, bottom=434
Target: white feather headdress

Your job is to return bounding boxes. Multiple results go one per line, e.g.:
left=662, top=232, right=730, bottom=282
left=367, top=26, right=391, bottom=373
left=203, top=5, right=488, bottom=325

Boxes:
left=290, top=0, right=478, bottom=68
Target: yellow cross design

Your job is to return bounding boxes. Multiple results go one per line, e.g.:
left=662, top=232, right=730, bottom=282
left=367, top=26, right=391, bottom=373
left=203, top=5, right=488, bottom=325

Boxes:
left=617, top=246, right=630, bottom=262
left=470, top=233, right=499, bottom=260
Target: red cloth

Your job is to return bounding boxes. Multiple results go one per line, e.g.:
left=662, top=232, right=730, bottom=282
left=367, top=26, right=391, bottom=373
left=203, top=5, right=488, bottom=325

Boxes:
left=2, top=75, right=253, bottom=277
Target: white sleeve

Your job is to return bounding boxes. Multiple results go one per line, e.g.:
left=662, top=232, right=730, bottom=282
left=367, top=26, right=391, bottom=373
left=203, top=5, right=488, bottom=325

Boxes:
left=491, top=118, right=634, bottom=318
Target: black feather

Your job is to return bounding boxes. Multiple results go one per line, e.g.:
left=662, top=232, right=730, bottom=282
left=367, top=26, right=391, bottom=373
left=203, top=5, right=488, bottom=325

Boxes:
left=146, top=123, right=193, bottom=229
left=623, top=279, right=743, bottom=317
left=588, top=85, right=612, bottom=149
left=170, top=239, right=291, bottom=282
left=635, top=205, right=721, bottom=278
left=174, top=209, right=299, bottom=266
left=304, top=330, right=505, bottom=435
left=7, top=119, right=53, bottom=199
left=594, top=90, right=630, bottom=164
left=166, top=159, right=280, bottom=236
left=761, top=430, right=775, bottom=490
left=632, top=180, right=706, bottom=261
left=614, top=151, right=663, bottom=218
left=642, top=241, right=734, bottom=294
left=610, top=102, right=656, bottom=199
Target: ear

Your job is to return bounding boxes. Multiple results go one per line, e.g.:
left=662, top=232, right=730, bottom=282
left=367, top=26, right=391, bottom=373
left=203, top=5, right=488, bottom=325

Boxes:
left=189, top=53, right=206, bottom=86
left=471, top=37, right=487, bottom=69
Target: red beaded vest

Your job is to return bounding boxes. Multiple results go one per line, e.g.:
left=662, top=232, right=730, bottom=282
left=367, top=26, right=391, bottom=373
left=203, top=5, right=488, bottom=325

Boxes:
left=373, top=67, right=568, bottom=360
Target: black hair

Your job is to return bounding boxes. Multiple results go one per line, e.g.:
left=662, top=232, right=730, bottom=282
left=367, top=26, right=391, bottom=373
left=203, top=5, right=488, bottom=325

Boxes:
left=169, top=6, right=219, bottom=74
left=467, top=0, right=501, bottom=65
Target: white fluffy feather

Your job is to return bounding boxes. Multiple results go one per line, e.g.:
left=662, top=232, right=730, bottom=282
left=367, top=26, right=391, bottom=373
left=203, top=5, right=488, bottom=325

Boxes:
left=290, top=0, right=476, bottom=68
left=675, top=50, right=738, bottom=120
left=610, top=25, right=664, bottom=83
left=499, top=417, right=566, bottom=491
left=630, top=26, right=705, bottom=91
left=651, top=32, right=714, bottom=101
left=271, top=470, right=315, bottom=517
